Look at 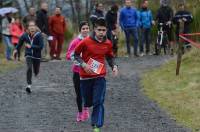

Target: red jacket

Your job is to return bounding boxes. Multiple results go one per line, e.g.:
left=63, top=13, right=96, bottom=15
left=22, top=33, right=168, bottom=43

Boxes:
left=10, top=22, right=24, bottom=45
left=75, top=35, right=114, bottom=79
left=49, top=15, right=66, bottom=35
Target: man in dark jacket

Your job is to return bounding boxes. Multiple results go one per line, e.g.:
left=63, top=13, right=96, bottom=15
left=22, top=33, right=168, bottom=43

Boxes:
left=36, top=2, right=49, bottom=61
left=173, top=3, right=193, bottom=48
left=155, top=0, right=174, bottom=55
left=105, top=4, right=119, bottom=57
left=13, top=21, right=44, bottom=94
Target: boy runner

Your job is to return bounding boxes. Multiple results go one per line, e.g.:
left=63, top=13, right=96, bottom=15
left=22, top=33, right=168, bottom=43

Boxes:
left=74, top=18, right=118, bottom=132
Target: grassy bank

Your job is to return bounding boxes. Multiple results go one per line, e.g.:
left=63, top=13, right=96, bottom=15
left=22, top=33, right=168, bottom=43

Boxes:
left=141, top=48, right=200, bottom=132
left=0, top=44, right=23, bottom=73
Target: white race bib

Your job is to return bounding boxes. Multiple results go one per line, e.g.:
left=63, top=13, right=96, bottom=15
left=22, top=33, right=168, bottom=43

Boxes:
left=87, top=58, right=104, bottom=74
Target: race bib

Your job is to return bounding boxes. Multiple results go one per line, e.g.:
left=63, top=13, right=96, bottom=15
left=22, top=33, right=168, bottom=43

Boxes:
left=87, top=58, right=104, bottom=74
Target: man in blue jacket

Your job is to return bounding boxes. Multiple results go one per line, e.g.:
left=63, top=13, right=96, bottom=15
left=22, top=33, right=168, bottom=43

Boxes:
left=119, top=0, right=139, bottom=57
left=13, top=21, right=44, bottom=94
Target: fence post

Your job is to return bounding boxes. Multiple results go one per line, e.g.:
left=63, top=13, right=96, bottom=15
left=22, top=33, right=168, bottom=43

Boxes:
left=176, top=22, right=184, bottom=76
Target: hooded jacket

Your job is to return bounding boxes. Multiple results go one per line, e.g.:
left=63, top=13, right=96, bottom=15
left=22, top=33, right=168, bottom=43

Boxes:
left=16, top=32, right=44, bottom=59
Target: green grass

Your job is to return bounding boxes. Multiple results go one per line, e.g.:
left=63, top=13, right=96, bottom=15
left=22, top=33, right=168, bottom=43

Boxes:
left=0, top=44, right=23, bottom=74
left=141, top=48, right=200, bottom=132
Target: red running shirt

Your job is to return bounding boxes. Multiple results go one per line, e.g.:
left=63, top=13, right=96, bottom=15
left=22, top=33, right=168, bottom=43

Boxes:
left=74, top=36, right=114, bottom=79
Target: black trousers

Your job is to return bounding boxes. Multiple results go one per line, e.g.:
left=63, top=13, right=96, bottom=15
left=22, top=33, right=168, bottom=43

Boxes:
left=26, top=57, right=40, bottom=85
left=73, top=72, right=83, bottom=112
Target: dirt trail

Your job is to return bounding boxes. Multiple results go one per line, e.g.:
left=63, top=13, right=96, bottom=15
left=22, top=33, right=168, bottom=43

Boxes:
left=0, top=56, right=191, bottom=132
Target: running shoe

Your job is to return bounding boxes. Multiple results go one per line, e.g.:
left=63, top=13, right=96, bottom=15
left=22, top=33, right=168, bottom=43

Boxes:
left=26, top=85, right=31, bottom=94
left=82, top=107, right=89, bottom=121
left=93, top=126, right=100, bottom=132
left=76, top=112, right=82, bottom=122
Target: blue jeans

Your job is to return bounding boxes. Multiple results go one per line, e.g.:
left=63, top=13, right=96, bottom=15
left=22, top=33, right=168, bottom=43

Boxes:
left=140, top=28, right=151, bottom=53
left=80, top=77, right=106, bottom=128
left=124, top=27, right=139, bottom=55
left=2, top=35, right=13, bottom=60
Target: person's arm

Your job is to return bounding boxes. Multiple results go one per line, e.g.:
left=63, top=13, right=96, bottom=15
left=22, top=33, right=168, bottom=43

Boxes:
left=66, top=38, right=78, bottom=60
left=119, top=9, right=124, bottom=30
left=106, top=45, right=118, bottom=76
left=63, top=17, right=66, bottom=33
left=36, top=11, right=43, bottom=31
left=74, top=41, right=94, bottom=74
left=48, top=16, right=53, bottom=34
left=13, top=33, right=26, bottom=56
left=74, top=44, right=85, bottom=67
left=184, top=11, right=193, bottom=23
left=38, top=33, right=44, bottom=50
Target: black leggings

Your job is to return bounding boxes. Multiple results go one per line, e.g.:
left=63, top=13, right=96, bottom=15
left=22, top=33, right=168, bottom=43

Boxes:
left=73, top=72, right=83, bottom=112
left=26, top=57, right=40, bottom=85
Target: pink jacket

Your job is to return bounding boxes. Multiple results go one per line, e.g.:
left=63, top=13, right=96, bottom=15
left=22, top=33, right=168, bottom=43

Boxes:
left=10, top=23, right=24, bottom=45
left=66, top=35, right=83, bottom=73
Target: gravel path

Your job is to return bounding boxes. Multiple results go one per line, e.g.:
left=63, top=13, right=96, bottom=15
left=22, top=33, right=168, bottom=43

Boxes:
left=0, top=55, right=191, bottom=132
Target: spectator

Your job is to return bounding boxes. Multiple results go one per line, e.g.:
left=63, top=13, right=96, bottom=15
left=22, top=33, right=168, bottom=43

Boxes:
left=23, top=7, right=36, bottom=28
left=173, top=3, right=193, bottom=49
left=1, top=13, right=14, bottom=60
left=139, top=0, right=154, bottom=56
left=105, top=4, right=119, bottom=57
left=155, top=0, right=174, bottom=55
left=119, top=0, right=139, bottom=57
left=90, top=3, right=104, bottom=28
left=10, top=17, right=24, bottom=60
left=49, top=7, right=66, bottom=60
left=36, top=2, right=49, bottom=62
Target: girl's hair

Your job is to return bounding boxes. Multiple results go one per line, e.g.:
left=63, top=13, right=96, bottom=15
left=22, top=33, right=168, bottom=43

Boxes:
left=79, top=21, right=89, bottom=31
left=111, top=4, right=119, bottom=12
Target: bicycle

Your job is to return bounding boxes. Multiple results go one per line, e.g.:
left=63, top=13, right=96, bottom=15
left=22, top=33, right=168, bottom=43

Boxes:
left=155, top=23, right=170, bottom=55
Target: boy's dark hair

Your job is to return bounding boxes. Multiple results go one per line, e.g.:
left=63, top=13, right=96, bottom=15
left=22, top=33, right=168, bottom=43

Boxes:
left=55, top=6, right=62, bottom=10
left=79, top=21, right=89, bottom=31
left=94, top=18, right=107, bottom=28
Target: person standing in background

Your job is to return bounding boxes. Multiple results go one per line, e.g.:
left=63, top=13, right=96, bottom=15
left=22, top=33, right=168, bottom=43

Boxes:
left=155, top=0, right=174, bottom=55
left=119, top=0, right=140, bottom=57
left=1, top=13, right=14, bottom=60
left=36, top=2, right=49, bottom=62
left=173, top=3, right=193, bottom=51
left=90, top=3, right=104, bottom=28
left=139, top=0, right=154, bottom=56
left=105, top=4, right=119, bottom=57
left=23, top=7, right=36, bottom=28
left=10, top=17, right=24, bottom=61
left=49, top=7, right=66, bottom=60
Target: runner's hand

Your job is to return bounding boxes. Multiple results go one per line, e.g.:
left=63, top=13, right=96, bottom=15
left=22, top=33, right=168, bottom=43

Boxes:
left=13, top=50, right=18, bottom=60
left=182, top=18, right=187, bottom=22
left=112, top=65, right=118, bottom=77
left=83, top=64, right=95, bottom=74
left=25, top=44, right=31, bottom=48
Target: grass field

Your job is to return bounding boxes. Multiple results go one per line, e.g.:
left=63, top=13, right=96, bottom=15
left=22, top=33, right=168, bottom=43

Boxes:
left=141, top=48, right=200, bottom=132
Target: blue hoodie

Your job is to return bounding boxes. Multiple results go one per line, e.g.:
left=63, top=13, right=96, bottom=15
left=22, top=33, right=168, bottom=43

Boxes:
left=16, top=32, right=44, bottom=59
left=139, top=9, right=153, bottom=29
left=119, top=7, right=139, bottom=30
